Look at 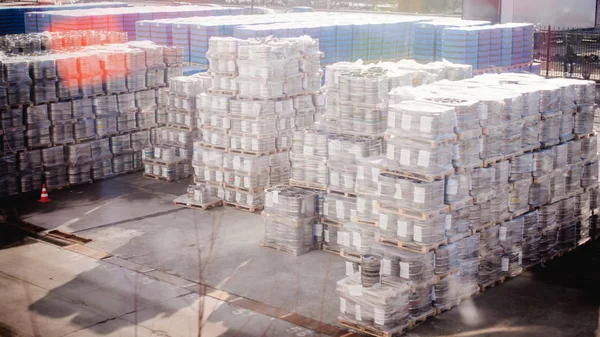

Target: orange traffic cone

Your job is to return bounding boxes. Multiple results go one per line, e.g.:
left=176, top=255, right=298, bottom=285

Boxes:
left=38, top=184, right=51, bottom=203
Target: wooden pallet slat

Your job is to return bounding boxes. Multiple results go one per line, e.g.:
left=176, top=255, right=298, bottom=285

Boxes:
left=327, top=189, right=358, bottom=198
left=378, top=202, right=449, bottom=221
left=479, top=276, right=506, bottom=292
left=172, top=195, right=223, bottom=210
left=223, top=201, right=263, bottom=213
left=381, top=168, right=451, bottom=183
left=337, top=317, right=410, bottom=337
left=289, top=179, right=327, bottom=191
left=376, top=237, right=448, bottom=254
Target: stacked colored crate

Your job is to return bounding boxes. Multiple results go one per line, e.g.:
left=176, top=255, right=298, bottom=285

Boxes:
left=397, top=21, right=414, bottom=59
left=351, top=23, right=369, bottom=62
left=499, top=24, right=513, bottom=66
left=489, top=26, right=502, bottom=68
left=511, top=24, right=525, bottom=65
left=321, top=23, right=337, bottom=64
left=172, top=21, right=192, bottom=63
left=123, top=13, right=139, bottom=40
left=475, top=26, right=491, bottom=70
left=151, top=21, right=173, bottom=46
left=522, top=24, right=535, bottom=64
left=92, top=14, right=109, bottom=32
left=24, top=13, right=38, bottom=34
left=107, top=12, right=125, bottom=32
left=135, top=21, right=152, bottom=42
left=336, top=23, right=353, bottom=62
left=368, top=23, right=384, bottom=61
left=190, top=23, right=222, bottom=65
left=442, top=27, right=478, bottom=69
left=381, top=22, right=398, bottom=60
left=412, top=22, right=436, bottom=62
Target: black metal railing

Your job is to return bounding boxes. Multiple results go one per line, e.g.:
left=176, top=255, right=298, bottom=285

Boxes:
left=535, top=27, right=600, bottom=81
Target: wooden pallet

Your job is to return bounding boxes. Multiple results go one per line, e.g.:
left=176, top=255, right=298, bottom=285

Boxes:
left=208, top=71, right=238, bottom=78
left=75, top=136, right=97, bottom=144
left=223, top=184, right=264, bottom=194
left=574, top=131, right=596, bottom=140
left=454, top=162, right=483, bottom=173
left=68, top=179, right=93, bottom=187
left=209, top=89, right=237, bottom=96
left=198, top=143, right=228, bottom=152
left=447, top=231, right=471, bottom=244
left=356, top=219, right=379, bottom=228
left=143, top=158, right=187, bottom=167
left=471, top=222, right=498, bottom=235
left=260, top=241, right=308, bottom=256
left=142, top=173, right=182, bottom=182
left=377, top=237, right=448, bottom=254
left=434, top=268, right=460, bottom=283
left=322, top=244, right=341, bottom=255
left=448, top=198, right=472, bottom=211
left=327, top=189, right=357, bottom=198
left=378, top=203, right=449, bottom=221
left=289, top=179, right=327, bottom=191
left=479, top=276, right=506, bottom=292
left=223, top=201, right=263, bottom=213
left=381, top=168, right=451, bottom=183
left=166, top=123, right=195, bottom=131
left=172, top=195, right=222, bottom=210
left=510, top=207, right=531, bottom=218
left=482, top=155, right=504, bottom=166
left=410, top=308, right=436, bottom=326
left=320, top=217, right=344, bottom=228
left=337, top=317, right=411, bottom=337
left=228, top=148, right=278, bottom=157
left=340, top=250, right=361, bottom=263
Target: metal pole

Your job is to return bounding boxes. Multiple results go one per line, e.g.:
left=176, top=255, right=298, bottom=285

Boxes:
left=545, top=25, right=551, bottom=78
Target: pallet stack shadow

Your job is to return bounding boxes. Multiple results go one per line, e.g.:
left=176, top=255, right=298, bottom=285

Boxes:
left=334, top=72, right=598, bottom=336
left=0, top=40, right=184, bottom=194
left=180, top=36, right=323, bottom=212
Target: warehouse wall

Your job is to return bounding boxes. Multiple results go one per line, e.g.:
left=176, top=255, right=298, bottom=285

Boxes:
left=500, top=0, right=597, bottom=29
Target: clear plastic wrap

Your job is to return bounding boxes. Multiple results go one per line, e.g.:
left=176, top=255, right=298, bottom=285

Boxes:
left=444, top=172, right=471, bottom=204
left=264, top=185, right=316, bottom=219
left=510, top=153, right=533, bottom=181
left=567, top=139, right=582, bottom=165
left=337, top=222, right=378, bottom=256
left=386, top=137, right=453, bottom=177
left=447, top=202, right=472, bottom=240
left=263, top=216, right=316, bottom=256
left=574, top=105, right=595, bottom=135
left=522, top=115, right=541, bottom=151
left=533, top=149, right=554, bottom=178
left=337, top=273, right=410, bottom=330
left=356, top=194, right=379, bottom=224
left=566, top=163, right=583, bottom=196
left=378, top=174, right=446, bottom=212
left=329, top=165, right=358, bottom=194
left=290, top=153, right=328, bottom=187
left=356, top=156, right=383, bottom=195
left=539, top=113, right=561, bottom=146
left=328, top=135, right=382, bottom=166
left=510, top=178, right=532, bottom=213
left=481, top=125, right=504, bottom=161
left=229, top=133, right=276, bottom=154
left=322, top=193, right=357, bottom=223
left=434, top=243, right=459, bottom=275
left=529, top=173, right=551, bottom=207
left=479, top=225, right=503, bottom=285
left=582, top=161, right=599, bottom=189
left=379, top=210, right=446, bottom=245
left=471, top=166, right=495, bottom=201
left=581, top=136, right=598, bottom=163
left=387, top=101, right=456, bottom=141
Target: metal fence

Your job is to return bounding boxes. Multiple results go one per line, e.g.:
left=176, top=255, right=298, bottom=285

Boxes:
left=535, top=27, right=600, bottom=81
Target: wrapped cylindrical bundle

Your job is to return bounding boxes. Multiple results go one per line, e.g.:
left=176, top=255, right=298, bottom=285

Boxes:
left=290, top=153, right=328, bottom=186
left=322, top=194, right=357, bottom=223
left=481, top=125, right=504, bottom=160
left=471, top=166, right=495, bottom=201
left=510, top=178, right=532, bottom=213
left=566, top=163, right=583, bottom=196
left=581, top=136, right=598, bottom=163
left=540, top=113, right=561, bottom=146
left=567, top=140, right=582, bottom=165
left=356, top=194, right=379, bottom=224
left=434, top=243, right=459, bottom=275
left=529, top=173, right=551, bottom=207
left=444, top=173, right=471, bottom=204
left=453, top=137, right=482, bottom=169
left=522, top=211, right=540, bottom=267
left=574, top=105, right=595, bottom=135
left=560, top=112, right=574, bottom=142
left=337, top=222, right=378, bottom=256
left=378, top=173, right=445, bottom=212
left=479, top=225, right=503, bottom=285
left=355, top=156, right=383, bottom=195
left=329, top=164, right=358, bottom=194
left=447, top=203, right=471, bottom=240
left=521, top=115, right=541, bottom=151
left=501, top=120, right=524, bottom=156
left=533, top=149, right=554, bottom=178
left=582, top=161, right=599, bottom=189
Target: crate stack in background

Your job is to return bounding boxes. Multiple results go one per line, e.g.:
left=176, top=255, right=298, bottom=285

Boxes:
left=0, top=39, right=185, bottom=194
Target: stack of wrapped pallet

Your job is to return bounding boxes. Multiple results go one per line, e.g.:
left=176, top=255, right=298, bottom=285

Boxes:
left=261, top=185, right=318, bottom=255
left=0, top=40, right=184, bottom=194
left=332, top=71, right=598, bottom=335
left=187, top=36, right=322, bottom=212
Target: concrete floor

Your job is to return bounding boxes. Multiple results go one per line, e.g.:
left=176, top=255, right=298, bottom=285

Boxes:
left=2, top=174, right=600, bottom=336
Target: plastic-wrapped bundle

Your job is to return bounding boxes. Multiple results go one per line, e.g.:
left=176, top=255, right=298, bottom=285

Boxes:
left=4, top=59, right=31, bottom=83
left=95, top=116, right=117, bottom=138
left=575, top=191, right=591, bottom=218
left=230, top=134, right=277, bottom=154
left=479, top=225, right=503, bottom=285
left=533, top=149, right=554, bottom=178
left=322, top=193, right=357, bottom=224
left=137, top=111, right=156, bottom=129
left=387, top=101, right=456, bottom=141
left=453, top=137, right=482, bottom=169
left=500, top=217, right=525, bottom=251
left=49, top=121, right=74, bottom=145
left=335, top=102, right=387, bottom=136
left=590, top=187, right=600, bottom=210
left=135, top=90, right=157, bottom=112
left=553, top=143, right=568, bottom=169
left=337, top=222, right=377, bottom=257
left=18, top=150, right=42, bottom=172
left=337, top=274, right=410, bottom=331
left=110, top=134, right=132, bottom=156
left=116, top=93, right=136, bottom=114
left=581, top=136, right=598, bottom=163
left=539, top=113, right=561, bottom=146
left=73, top=118, right=95, bottom=140
left=386, top=137, right=453, bottom=177
left=229, top=98, right=293, bottom=117
left=510, top=153, right=533, bottom=181
left=1, top=108, right=23, bottom=129
left=421, top=96, right=480, bottom=134
left=471, top=166, right=495, bottom=201
left=582, top=161, right=599, bottom=189
left=67, top=162, right=91, bottom=185
left=435, top=243, right=459, bottom=275
left=26, top=121, right=51, bottom=148
left=378, top=174, right=445, bottom=212
left=501, top=120, right=523, bottom=156
left=434, top=274, right=460, bottom=307
left=221, top=153, right=267, bottom=175
left=329, top=164, right=358, bottom=194
left=19, top=171, right=43, bottom=193
left=43, top=165, right=67, bottom=191
left=558, top=221, right=577, bottom=250
left=493, top=160, right=511, bottom=190
left=117, top=112, right=137, bottom=133
left=356, top=156, right=383, bottom=195
left=223, top=170, right=268, bottom=191
left=290, top=153, right=328, bottom=187
left=41, top=146, right=65, bottom=167
left=229, top=115, right=278, bottom=136
left=263, top=216, right=316, bottom=256
left=540, top=223, right=559, bottom=260
left=379, top=210, right=446, bottom=245
left=576, top=216, right=591, bottom=245
left=490, top=186, right=510, bottom=221
left=522, top=115, right=541, bottom=151
left=92, top=95, right=119, bottom=116
left=7, top=82, right=32, bottom=105
left=409, top=283, right=433, bottom=317
left=90, top=139, right=111, bottom=160
left=323, top=224, right=340, bottom=252
left=356, top=194, right=379, bottom=224
left=201, top=129, right=228, bottom=148
left=529, top=173, right=551, bottom=207
left=24, top=105, right=49, bottom=125
left=574, top=105, right=595, bottom=135
left=566, top=163, right=583, bottom=196
left=72, top=98, right=94, bottom=119
left=445, top=172, right=471, bottom=204
left=130, top=131, right=151, bottom=152
left=66, top=143, right=92, bottom=166
left=169, top=94, right=197, bottom=112
left=567, top=140, right=582, bottom=165
left=538, top=204, right=556, bottom=231
left=0, top=153, right=18, bottom=176
left=264, top=185, right=316, bottom=219
left=510, top=178, right=532, bottom=213
left=560, top=112, right=574, bottom=142
left=538, top=84, right=561, bottom=114
left=459, top=257, right=480, bottom=297
left=556, top=197, right=576, bottom=224
left=328, top=135, right=382, bottom=166
left=32, top=79, right=58, bottom=104
left=457, top=232, right=480, bottom=261
left=481, top=125, right=504, bottom=160
left=447, top=203, right=471, bottom=240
